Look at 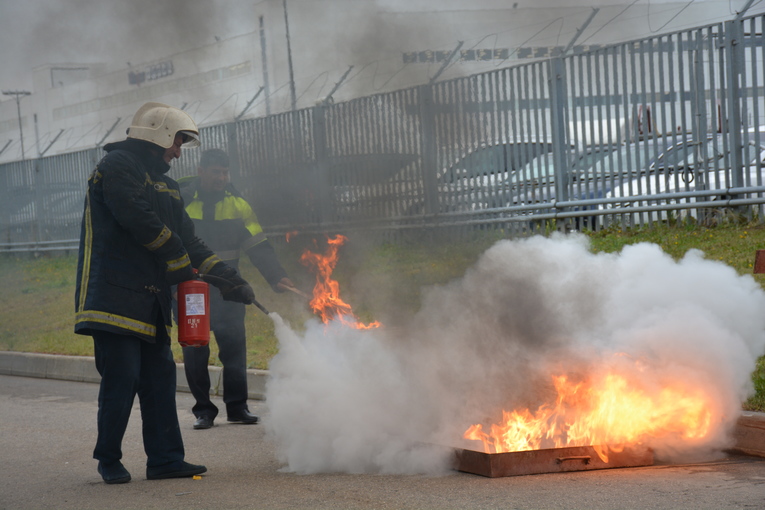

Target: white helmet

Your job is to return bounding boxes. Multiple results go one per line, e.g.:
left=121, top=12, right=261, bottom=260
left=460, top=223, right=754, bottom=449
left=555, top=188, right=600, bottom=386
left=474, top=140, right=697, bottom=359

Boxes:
left=127, top=102, right=200, bottom=149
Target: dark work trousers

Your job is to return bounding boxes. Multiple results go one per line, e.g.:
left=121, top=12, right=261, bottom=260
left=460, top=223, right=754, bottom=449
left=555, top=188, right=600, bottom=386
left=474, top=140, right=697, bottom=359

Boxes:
left=182, top=289, right=248, bottom=420
left=92, top=331, right=185, bottom=468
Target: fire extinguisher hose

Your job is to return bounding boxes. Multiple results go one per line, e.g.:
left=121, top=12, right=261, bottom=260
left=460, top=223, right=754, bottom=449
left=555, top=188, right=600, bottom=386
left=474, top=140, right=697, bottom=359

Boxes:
left=198, top=273, right=271, bottom=316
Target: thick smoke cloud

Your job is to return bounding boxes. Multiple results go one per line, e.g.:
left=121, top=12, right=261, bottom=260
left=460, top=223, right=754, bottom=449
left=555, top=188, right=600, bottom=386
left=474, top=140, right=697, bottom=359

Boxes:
left=265, top=234, right=765, bottom=474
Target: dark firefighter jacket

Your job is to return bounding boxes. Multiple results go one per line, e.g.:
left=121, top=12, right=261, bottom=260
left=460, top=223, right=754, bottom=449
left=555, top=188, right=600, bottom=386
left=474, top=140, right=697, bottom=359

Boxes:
left=179, top=177, right=287, bottom=289
left=75, top=139, right=224, bottom=342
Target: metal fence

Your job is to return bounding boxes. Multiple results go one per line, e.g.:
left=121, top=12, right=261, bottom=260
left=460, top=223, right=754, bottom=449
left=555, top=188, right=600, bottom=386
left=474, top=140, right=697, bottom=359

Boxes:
left=3, top=13, right=765, bottom=251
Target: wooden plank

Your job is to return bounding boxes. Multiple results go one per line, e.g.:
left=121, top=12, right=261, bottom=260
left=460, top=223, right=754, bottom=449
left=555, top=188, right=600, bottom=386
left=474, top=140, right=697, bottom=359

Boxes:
left=456, top=444, right=654, bottom=478
left=732, top=412, right=765, bottom=458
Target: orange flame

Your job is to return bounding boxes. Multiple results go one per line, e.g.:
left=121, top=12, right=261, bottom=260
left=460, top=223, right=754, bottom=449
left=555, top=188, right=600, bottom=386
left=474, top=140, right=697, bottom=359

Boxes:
left=299, top=235, right=381, bottom=329
left=464, top=370, right=712, bottom=462
left=285, top=230, right=299, bottom=243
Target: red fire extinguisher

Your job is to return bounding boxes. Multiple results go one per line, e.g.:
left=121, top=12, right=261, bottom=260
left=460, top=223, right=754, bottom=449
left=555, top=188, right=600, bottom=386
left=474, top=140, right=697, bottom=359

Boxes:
left=177, top=270, right=210, bottom=348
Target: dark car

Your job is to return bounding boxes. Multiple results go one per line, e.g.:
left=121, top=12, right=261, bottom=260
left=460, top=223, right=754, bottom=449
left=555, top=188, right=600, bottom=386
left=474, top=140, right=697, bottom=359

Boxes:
left=436, top=139, right=566, bottom=213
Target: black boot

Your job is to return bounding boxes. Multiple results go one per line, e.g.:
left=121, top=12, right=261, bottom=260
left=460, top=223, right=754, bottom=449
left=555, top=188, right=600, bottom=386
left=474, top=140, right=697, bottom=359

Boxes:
left=98, top=461, right=131, bottom=484
left=227, top=408, right=259, bottom=424
left=146, top=461, right=207, bottom=480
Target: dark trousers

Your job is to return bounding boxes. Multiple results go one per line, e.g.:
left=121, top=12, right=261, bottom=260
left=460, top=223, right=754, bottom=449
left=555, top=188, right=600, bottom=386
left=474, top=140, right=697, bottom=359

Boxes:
left=182, top=292, right=248, bottom=419
left=93, top=331, right=184, bottom=468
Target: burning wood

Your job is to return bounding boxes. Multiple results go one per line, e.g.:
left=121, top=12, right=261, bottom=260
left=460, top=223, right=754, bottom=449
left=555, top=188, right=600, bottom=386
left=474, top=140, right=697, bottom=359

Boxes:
left=455, top=444, right=654, bottom=478
left=463, top=367, right=712, bottom=471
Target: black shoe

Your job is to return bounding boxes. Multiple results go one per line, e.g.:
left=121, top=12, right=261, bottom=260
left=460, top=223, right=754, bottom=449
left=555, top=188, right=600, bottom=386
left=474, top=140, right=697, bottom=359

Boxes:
left=193, top=416, right=214, bottom=430
left=146, top=461, right=207, bottom=480
left=98, top=461, right=131, bottom=484
left=227, top=409, right=259, bottom=424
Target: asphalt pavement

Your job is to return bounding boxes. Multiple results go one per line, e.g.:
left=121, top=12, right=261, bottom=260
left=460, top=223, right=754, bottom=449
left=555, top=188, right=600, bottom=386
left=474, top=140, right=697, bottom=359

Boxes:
left=2, top=374, right=765, bottom=510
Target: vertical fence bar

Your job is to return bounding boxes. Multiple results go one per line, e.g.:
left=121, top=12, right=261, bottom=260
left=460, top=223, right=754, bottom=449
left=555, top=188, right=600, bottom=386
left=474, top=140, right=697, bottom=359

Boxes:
left=725, top=20, right=745, bottom=191
left=549, top=58, right=570, bottom=211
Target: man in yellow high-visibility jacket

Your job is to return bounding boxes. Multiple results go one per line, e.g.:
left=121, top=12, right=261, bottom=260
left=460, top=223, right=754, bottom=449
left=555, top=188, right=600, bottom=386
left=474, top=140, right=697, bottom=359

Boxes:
left=180, top=148, right=293, bottom=430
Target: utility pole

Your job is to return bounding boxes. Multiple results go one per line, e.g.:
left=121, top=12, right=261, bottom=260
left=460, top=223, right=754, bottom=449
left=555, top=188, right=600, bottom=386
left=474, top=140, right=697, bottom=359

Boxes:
left=283, top=0, right=297, bottom=111
left=2, top=90, right=32, bottom=161
left=259, top=15, right=272, bottom=115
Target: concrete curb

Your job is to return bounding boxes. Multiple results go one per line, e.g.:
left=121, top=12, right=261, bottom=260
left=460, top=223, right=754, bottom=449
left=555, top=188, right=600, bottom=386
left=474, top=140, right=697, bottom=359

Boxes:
left=0, top=351, right=268, bottom=400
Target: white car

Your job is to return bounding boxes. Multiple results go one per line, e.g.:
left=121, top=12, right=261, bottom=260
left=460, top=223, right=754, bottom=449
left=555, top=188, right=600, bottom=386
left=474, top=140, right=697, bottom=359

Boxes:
left=603, top=137, right=765, bottom=224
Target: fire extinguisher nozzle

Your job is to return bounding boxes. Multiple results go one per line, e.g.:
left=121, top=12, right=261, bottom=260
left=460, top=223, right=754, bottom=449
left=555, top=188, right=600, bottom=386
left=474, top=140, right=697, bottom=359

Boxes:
left=252, top=300, right=270, bottom=316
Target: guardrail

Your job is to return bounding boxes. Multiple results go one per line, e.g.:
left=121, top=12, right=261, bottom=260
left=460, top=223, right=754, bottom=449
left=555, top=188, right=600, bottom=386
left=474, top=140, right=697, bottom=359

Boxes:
left=0, top=239, right=79, bottom=254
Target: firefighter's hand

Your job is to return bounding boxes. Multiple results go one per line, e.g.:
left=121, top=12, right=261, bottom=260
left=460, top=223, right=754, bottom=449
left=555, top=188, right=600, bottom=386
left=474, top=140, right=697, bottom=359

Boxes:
left=210, top=266, right=256, bottom=304
left=222, top=283, right=256, bottom=305
left=274, top=277, right=296, bottom=293
left=166, top=264, right=196, bottom=286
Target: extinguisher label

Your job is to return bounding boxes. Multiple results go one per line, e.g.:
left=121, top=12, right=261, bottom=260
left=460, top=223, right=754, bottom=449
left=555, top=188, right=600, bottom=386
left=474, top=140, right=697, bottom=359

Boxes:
left=185, top=293, right=206, bottom=316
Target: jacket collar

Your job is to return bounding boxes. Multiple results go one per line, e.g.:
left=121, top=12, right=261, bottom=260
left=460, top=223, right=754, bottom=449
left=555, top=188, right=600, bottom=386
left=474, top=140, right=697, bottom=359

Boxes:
left=103, top=139, right=171, bottom=176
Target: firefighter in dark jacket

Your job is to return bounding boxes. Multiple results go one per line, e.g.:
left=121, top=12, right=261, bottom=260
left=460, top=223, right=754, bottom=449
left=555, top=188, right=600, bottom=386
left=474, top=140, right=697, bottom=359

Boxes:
left=179, top=148, right=294, bottom=430
left=75, top=102, right=256, bottom=485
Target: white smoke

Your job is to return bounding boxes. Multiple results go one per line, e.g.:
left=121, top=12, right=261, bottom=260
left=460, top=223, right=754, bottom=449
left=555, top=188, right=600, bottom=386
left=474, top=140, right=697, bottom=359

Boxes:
left=265, top=233, right=765, bottom=474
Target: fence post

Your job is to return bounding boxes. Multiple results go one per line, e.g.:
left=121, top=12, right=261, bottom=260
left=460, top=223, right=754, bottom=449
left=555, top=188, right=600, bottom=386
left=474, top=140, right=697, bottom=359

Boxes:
left=549, top=58, right=570, bottom=211
left=723, top=20, right=745, bottom=191
left=311, top=104, right=333, bottom=227
left=226, top=122, right=242, bottom=183
left=32, top=158, right=43, bottom=248
left=418, top=84, right=439, bottom=216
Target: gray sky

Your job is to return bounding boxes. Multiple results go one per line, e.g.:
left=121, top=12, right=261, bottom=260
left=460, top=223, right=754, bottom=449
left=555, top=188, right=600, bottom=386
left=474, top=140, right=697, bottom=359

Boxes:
left=1, top=0, right=762, bottom=94
left=0, top=0, right=257, bottom=91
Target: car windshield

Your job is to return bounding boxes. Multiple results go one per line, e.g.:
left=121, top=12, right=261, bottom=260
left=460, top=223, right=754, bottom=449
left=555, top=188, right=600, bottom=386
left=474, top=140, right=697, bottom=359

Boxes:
left=512, top=146, right=620, bottom=183
left=441, top=142, right=555, bottom=183
left=588, top=144, right=652, bottom=177
left=514, top=154, right=554, bottom=182
left=450, top=145, right=509, bottom=180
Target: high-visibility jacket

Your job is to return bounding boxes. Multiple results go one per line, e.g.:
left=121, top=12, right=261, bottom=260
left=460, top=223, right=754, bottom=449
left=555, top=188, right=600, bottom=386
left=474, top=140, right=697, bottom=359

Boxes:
left=75, top=139, right=225, bottom=342
left=180, top=177, right=287, bottom=289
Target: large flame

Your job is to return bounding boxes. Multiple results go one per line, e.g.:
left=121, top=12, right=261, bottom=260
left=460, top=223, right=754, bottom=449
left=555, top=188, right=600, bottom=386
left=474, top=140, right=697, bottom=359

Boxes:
left=299, top=235, right=381, bottom=329
left=464, top=368, right=712, bottom=462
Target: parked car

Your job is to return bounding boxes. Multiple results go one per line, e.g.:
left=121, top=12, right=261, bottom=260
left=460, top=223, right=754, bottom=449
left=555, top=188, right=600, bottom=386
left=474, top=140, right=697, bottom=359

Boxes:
left=602, top=137, right=765, bottom=224
left=4, top=186, right=85, bottom=239
left=507, top=144, right=641, bottom=228
left=436, top=139, right=569, bottom=214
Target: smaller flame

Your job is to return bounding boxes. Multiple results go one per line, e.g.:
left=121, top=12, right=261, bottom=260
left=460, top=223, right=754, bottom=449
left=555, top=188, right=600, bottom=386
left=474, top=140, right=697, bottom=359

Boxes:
left=285, top=230, right=299, bottom=243
left=300, top=235, right=381, bottom=329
